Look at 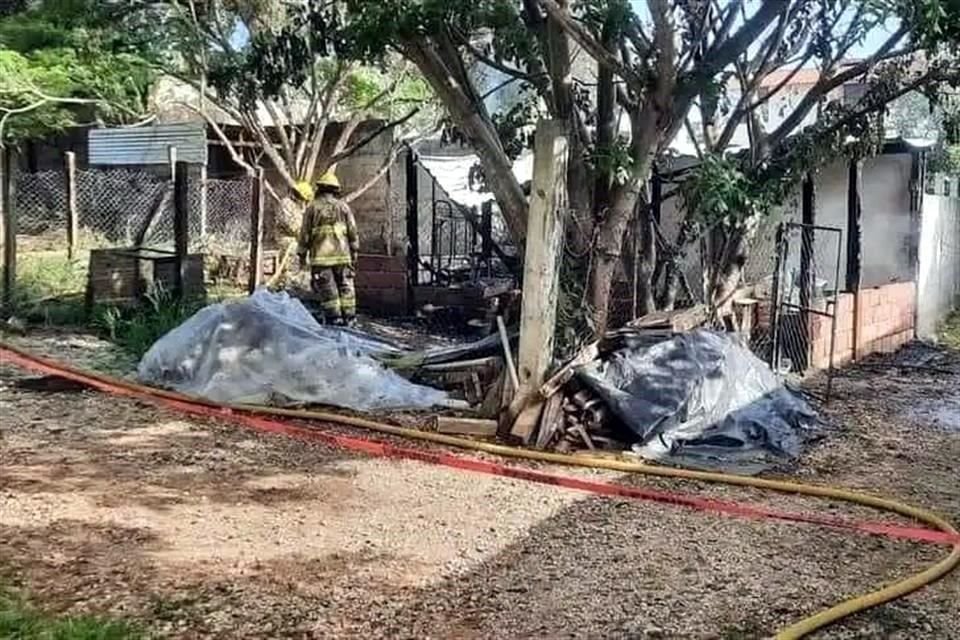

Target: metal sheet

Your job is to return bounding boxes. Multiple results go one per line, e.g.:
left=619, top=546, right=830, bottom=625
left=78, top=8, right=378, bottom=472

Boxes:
left=89, top=123, right=207, bottom=166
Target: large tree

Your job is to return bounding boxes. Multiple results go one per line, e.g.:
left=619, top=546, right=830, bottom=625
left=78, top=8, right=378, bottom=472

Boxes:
left=149, top=0, right=439, bottom=226
left=0, top=0, right=157, bottom=145
left=343, top=0, right=960, bottom=333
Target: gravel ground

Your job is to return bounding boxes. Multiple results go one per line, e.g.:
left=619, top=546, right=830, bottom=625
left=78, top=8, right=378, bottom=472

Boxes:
left=1, top=336, right=959, bottom=638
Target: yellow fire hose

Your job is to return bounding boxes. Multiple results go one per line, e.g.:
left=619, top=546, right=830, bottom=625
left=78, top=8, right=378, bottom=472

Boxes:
left=1, top=343, right=956, bottom=638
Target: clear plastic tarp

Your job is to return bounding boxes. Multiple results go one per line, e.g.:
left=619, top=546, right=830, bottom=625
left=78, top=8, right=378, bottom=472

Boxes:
left=137, top=290, right=451, bottom=410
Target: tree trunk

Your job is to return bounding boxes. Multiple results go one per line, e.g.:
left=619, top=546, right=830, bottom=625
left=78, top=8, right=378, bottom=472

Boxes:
left=636, top=203, right=656, bottom=316
left=587, top=185, right=641, bottom=333
left=704, top=224, right=749, bottom=312
left=403, top=40, right=529, bottom=246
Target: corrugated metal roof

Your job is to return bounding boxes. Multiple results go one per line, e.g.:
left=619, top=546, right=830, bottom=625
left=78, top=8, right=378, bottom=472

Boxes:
left=89, top=123, right=207, bottom=166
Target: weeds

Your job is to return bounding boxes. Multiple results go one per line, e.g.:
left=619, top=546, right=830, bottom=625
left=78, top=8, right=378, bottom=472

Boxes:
left=940, top=310, right=960, bottom=350
left=0, top=589, right=141, bottom=640
left=1, top=252, right=88, bottom=326
left=92, top=285, right=203, bottom=358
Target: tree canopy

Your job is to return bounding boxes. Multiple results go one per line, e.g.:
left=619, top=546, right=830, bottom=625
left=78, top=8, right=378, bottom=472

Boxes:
left=340, top=0, right=960, bottom=331
left=148, top=0, right=439, bottom=206
left=0, top=0, right=157, bottom=144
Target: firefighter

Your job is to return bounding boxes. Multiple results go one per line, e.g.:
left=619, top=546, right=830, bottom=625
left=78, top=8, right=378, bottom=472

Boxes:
left=297, top=171, right=359, bottom=325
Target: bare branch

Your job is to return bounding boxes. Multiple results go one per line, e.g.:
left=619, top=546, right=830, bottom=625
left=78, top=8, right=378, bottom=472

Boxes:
left=538, top=0, right=644, bottom=89
left=454, top=30, right=536, bottom=83
left=766, top=25, right=909, bottom=150
left=329, top=107, right=421, bottom=165
left=262, top=99, right=297, bottom=169
left=342, top=142, right=403, bottom=204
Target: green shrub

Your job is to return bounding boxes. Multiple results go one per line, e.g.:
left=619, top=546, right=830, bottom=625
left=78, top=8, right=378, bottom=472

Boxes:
left=93, top=285, right=204, bottom=358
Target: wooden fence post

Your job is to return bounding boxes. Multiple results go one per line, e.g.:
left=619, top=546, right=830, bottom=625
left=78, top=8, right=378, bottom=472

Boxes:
left=248, top=168, right=265, bottom=294
left=1, top=147, right=16, bottom=310
left=508, top=119, right=569, bottom=443
left=199, top=163, right=208, bottom=241
left=64, top=151, right=78, bottom=260
left=173, top=160, right=190, bottom=298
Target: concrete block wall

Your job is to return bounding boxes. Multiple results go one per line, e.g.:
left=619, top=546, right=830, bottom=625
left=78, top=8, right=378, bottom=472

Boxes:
left=355, top=253, right=408, bottom=316
left=809, top=282, right=915, bottom=369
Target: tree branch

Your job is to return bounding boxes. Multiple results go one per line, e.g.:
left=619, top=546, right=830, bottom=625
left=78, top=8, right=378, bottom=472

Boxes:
left=538, top=0, right=644, bottom=89
left=328, top=107, right=420, bottom=165
left=454, top=30, right=536, bottom=83
left=766, top=25, right=909, bottom=151
left=342, top=142, right=402, bottom=205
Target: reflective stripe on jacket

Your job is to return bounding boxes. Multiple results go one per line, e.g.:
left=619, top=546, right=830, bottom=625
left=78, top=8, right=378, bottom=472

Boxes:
left=297, top=194, right=359, bottom=267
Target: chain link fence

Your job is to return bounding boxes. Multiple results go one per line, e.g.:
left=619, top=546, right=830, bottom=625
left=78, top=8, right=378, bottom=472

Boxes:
left=2, top=163, right=253, bottom=318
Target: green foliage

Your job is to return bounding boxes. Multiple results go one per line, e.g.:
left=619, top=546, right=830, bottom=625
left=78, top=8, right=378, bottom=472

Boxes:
left=682, top=155, right=770, bottom=229
left=0, top=589, right=141, bottom=640
left=93, top=285, right=204, bottom=358
left=0, top=0, right=156, bottom=143
left=940, top=310, right=960, bottom=350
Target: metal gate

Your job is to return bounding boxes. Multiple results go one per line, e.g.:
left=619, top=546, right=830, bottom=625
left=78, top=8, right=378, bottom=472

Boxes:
left=767, top=222, right=843, bottom=400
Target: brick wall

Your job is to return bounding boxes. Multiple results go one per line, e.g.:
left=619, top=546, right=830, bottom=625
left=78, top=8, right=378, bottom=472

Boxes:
left=809, top=281, right=915, bottom=369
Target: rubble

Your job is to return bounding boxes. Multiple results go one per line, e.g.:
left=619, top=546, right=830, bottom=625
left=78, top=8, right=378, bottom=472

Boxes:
left=136, top=289, right=817, bottom=472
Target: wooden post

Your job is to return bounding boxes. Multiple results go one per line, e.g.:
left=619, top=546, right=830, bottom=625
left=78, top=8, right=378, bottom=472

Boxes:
left=405, top=148, right=419, bottom=299
left=173, top=160, right=191, bottom=298
left=845, top=158, right=862, bottom=292
left=508, top=120, right=569, bottom=443
left=1, top=147, right=16, bottom=310
left=199, top=163, right=208, bottom=241
left=846, top=158, right=863, bottom=361
left=908, top=150, right=924, bottom=339
left=798, top=173, right=816, bottom=371
left=248, top=167, right=265, bottom=293
left=64, top=151, right=78, bottom=260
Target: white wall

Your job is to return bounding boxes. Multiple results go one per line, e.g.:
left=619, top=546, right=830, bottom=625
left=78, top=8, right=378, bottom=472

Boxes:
left=657, top=152, right=917, bottom=299
left=917, top=179, right=960, bottom=338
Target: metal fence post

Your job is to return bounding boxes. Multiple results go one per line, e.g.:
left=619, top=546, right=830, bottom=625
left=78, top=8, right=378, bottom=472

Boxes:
left=769, top=222, right=785, bottom=370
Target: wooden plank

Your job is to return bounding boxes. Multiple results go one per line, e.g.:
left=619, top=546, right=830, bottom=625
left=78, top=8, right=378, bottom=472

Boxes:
left=1, top=147, right=15, bottom=310
left=173, top=160, right=190, bottom=298
left=535, top=393, right=564, bottom=450
left=64, top=151, right=78, bottom=261
left=434, top=416, right=498, bottom=437
left=540, top=341, right=599, bottom=398
left=510, top=119, right=569, bottom=443
left=248, top=167, right=265, bottom=293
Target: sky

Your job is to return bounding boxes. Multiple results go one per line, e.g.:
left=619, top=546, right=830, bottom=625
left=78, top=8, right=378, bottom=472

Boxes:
left=627, top=0, right=900, bottom=63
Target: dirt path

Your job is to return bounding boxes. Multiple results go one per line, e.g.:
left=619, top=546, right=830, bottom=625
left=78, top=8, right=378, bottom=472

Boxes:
left=1, top=351, right=959, bottom=638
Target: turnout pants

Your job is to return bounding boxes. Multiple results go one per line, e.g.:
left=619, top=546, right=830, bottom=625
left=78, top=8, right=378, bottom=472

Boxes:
left=310, top=265, right=356, bottom=322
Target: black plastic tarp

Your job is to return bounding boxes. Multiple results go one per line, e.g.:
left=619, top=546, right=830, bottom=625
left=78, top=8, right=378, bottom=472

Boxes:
left=577, top=330, right=818, bottom=473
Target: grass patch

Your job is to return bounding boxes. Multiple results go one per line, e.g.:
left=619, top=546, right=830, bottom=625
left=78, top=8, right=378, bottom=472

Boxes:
left=0, top=590, right=141, bottom=640
left=92, top=285, right=204, bottom=358
left=1, top=252, right=89, bottom=326
left=940, top=310, right=960, bottom=350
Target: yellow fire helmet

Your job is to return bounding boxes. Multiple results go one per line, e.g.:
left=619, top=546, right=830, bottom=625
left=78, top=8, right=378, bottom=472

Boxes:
left=294, top=181, right=314, bottom=202
left=315, top=170, right=341, bottom=191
